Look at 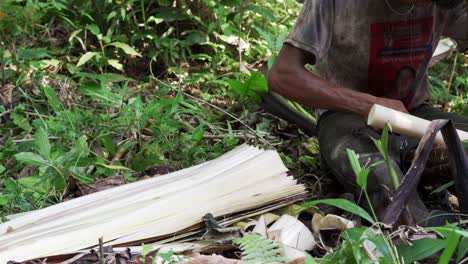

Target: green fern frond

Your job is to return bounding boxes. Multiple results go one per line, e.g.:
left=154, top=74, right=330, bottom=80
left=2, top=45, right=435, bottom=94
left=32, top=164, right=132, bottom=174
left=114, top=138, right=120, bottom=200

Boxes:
left=234, top=234, right=288, bottom=264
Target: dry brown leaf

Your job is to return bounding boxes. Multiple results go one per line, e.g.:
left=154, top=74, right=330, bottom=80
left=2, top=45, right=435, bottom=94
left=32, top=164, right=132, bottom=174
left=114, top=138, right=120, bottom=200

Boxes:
left=77, top=175, right=126, bottom=195
left=0, top=84, right=14, bottom=107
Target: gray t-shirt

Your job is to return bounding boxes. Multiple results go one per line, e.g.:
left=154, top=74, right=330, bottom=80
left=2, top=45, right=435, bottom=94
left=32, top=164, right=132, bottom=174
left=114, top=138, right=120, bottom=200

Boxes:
left=286, top=0, right=468, bottom=110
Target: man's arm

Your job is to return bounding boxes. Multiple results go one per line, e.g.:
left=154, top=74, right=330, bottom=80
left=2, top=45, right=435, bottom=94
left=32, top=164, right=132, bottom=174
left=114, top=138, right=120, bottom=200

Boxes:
left=268, top=44, right=408, bottom=118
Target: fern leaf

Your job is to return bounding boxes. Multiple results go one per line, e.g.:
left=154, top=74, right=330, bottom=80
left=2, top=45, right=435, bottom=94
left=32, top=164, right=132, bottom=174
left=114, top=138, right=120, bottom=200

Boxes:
left=234, top=234, right=288, bottom=264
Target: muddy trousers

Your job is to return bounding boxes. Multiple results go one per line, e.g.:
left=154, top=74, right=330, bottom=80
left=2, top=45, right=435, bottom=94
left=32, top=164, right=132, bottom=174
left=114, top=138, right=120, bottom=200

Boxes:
left=317, top=104, right=468, bottom=224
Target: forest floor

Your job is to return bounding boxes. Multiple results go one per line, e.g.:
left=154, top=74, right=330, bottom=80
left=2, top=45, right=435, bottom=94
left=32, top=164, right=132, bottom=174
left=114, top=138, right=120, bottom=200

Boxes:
left=0, top=0, right=468, bottom=263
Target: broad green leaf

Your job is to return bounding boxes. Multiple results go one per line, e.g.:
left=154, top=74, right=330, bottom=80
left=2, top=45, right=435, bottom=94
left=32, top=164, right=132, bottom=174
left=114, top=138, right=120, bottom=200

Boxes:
left=43, top=86, right=63, bottom=113
left=438, top=231, right=460, bottom=264
left=108, top=42, right=142, bottom=57
left=226, top=79, right=248, bottom=96
left=18, top=176, right=51, bottom=194
left=398, top=238, right=447, bottom=263
left=302, top=199, right=375, bottom=224
left=430, top=227, right=468, bottom=239
left=18, top=48, right=49, bottom=60
left=15, top=152, right=49, bottom=167
left=35, top=127, right=51, bottom=160
left=79, top=83, right=120, bottom=105
left=357, top=168, right=370, bottom=191
left=107, top=59, right=123, bottom=71
left=185, top=30, right=208, bottom=45
left=246, top=71, right=268, bottom=92
left=59, top=136, right=89, bottom=164
left=85, top=24, right=101, bottom=37
left=457, top=237, right=468, bottom=262
left=192, top=124, right=205, bottom=142
left=0, top=165, right=5, bottom=174
left=74, top=72, right=129, bottom=82
left=76, top=52, right=98, bottom=67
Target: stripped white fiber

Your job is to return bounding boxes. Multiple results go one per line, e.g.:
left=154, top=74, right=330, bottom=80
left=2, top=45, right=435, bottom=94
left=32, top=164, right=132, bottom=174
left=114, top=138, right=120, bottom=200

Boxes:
left=0, top=145, right=306, bottom=263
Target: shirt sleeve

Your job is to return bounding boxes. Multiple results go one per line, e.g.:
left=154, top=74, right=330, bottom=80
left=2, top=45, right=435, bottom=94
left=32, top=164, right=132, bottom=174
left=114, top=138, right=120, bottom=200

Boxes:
left=285, top=0, right=334, bottom=60
left=443, top=2, right=468, bottom=51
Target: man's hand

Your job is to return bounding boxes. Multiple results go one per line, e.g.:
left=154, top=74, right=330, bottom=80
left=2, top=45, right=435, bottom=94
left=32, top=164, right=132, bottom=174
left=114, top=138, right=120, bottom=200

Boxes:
left=375, top=98, right=408, bottom=114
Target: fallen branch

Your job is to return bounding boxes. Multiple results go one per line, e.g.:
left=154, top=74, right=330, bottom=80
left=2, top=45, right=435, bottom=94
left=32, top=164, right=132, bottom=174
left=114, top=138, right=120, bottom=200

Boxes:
left=382, top=120, right=468, bottom=226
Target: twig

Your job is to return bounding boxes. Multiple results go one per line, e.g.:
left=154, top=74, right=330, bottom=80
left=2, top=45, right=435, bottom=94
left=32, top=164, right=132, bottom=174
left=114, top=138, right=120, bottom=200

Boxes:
left=98, top=237, right=104, bottom=264
left=1, top=42, right=5, bottom=87
left=203, top=134, right=256, bottom=139
left=0, top=109, right=12, bottom=118
left=12, top=136, right=61, bottom=143
left=445, top=52, right=458, bottom=109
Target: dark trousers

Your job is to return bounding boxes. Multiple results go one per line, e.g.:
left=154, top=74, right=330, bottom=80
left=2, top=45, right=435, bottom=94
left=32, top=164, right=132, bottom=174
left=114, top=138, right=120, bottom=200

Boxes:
left=317, top=104, right=468, bottom=221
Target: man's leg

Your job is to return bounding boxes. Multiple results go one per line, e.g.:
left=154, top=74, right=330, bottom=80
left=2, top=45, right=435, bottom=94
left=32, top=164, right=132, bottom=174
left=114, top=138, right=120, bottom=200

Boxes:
left=317, top=112, right=429, bottom=222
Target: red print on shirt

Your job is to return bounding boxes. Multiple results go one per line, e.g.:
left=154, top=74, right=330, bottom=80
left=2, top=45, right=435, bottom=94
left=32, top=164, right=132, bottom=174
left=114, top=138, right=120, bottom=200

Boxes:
left=368, top=17, right=434, bottom=110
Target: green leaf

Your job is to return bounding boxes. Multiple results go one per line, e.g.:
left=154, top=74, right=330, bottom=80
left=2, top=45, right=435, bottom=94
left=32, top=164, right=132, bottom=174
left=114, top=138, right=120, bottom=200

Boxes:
left=357, top=169, right=370, bottom=191
left=430, top=227, right=468, bottom=239
left=380, top=123, right=391, bottom=159
left=192, top=124, right=205, bottom=142
left=246, top=72, right=268, bottom=92
left=346, top=149, right=362, bottom=179
left=438, top=231, right=461, bottom=264
left=302, top=199, right=375, bottom=224
left=74, top=72, right=129, bottom=82
left=305, top=255, right=318, bottom=264
left=43, top=86, right=63, bottom=113
left=398, top=238, right=447, bottom=264
left=18, top=48, right=49, bottom=60
left=431, top=181, right=455, bottom=194
left=58, top=136, right=89, bottom=164
left=107, top=59, right=123, bottom=71
left=108, top=42, right=142, bottom=57
left=98, top=163, right=132, bottom=171
left=242, top=5, right=278, bottom=21
left=86, top=24, right=101, bottom=37
left=18, top=176, right=51, bottom=194
left=35, top=127, right=51, bottom=160
left=76, top=52, right=98, bottom=67
left=226, top=79, right=248, bottom=96
left=15, top=152, right=49, bottom=167
left=0, top=165, right=5, bottom=174
left=457, top=237, right=468, bottom=262
left=79, top=83, right=120, bottom=105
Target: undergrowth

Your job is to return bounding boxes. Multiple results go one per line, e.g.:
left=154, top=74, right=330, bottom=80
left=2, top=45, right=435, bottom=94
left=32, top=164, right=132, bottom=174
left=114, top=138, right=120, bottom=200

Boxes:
left=0, top=0, right=467, bottom=263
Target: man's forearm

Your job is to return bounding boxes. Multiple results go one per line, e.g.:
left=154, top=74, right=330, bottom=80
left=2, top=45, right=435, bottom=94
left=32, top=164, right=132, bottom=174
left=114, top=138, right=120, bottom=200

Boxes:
left=268, top=44, right=408, bottom=117
left=268, top=63, right=380, bottom=117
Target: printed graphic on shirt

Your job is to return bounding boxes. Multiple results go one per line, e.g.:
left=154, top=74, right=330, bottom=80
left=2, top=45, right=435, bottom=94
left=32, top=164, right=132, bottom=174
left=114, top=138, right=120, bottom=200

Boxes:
left=368, top=17, right=434, bottom=110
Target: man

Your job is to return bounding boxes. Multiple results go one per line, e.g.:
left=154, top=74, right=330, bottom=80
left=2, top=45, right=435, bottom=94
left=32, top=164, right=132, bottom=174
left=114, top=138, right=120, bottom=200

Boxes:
left=268, top=0, right=468, bottom=225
